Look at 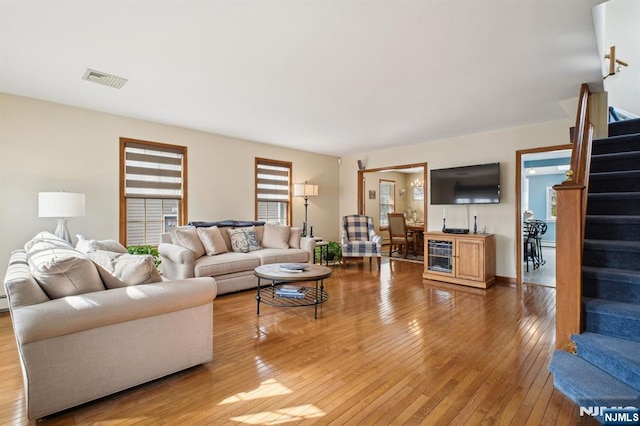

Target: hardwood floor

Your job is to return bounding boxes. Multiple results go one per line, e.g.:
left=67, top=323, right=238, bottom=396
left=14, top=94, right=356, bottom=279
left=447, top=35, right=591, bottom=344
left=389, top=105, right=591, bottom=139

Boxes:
left=0, top=259, right=597, bottom=425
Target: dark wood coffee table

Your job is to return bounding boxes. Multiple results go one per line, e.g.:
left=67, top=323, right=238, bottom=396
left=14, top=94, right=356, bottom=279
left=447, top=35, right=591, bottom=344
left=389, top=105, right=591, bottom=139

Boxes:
left=254, top=263, right=332, bottom=319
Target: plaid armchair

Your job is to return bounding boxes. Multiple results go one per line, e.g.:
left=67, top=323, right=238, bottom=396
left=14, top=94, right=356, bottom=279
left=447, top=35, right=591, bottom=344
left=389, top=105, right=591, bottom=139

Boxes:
left=341, top=215, right=382, bottom=270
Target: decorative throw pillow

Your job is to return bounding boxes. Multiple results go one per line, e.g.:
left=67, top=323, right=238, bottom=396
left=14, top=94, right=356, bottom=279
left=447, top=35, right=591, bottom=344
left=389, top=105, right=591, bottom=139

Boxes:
left=197, top=226, right=229, bottom=256
left=76, top=234, right=128, bottom=254
left=88, top=251, right=162, bottom=289
left=170, top=226, right=205, bottom=258
left=24, top=231, right=73, bottom=251
left=288, top=227, right=302, bottom=249
left=227, top=226, right=261, bottom=253
left=26, top=242, right=104, bottom=299
left=261, top=223, right=290, bottom=249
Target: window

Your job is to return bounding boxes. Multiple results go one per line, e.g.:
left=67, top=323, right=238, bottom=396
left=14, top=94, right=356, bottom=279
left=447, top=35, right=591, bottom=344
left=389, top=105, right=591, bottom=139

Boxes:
left=120, top=138, right=187, bottom=246
left=255, top=158, right=292, bottom=225
left=546, top=186, right=557, bottom=222
left=379, top=179, right=395, bottom=227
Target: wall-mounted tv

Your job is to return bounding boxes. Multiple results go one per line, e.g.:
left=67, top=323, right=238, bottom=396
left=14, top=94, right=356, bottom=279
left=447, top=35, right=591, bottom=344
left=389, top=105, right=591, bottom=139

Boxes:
left=430, top=163, right=501, bottom=205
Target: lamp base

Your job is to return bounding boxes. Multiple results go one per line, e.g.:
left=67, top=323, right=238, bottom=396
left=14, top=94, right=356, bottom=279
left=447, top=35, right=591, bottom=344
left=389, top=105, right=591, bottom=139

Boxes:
left=54, top=218, right=72, bottom=243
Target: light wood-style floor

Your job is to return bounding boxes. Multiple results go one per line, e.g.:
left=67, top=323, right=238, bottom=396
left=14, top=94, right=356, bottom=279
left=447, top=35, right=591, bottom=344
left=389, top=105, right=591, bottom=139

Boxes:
left=0, top=259, right=597, bottom=425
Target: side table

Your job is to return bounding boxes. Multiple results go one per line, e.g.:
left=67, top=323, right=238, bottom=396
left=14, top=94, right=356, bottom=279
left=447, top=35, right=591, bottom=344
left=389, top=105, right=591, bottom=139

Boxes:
left=314, top=241, right=329, bottom=266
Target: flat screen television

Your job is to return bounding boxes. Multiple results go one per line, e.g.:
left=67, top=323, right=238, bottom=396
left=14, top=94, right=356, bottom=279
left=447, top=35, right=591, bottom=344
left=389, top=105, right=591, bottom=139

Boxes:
left=430, top=163, right=501, bottom=204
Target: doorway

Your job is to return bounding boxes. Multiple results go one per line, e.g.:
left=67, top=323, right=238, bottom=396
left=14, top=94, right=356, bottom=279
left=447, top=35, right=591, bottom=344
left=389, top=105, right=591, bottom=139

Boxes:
left=516, top=145, right=571, bottom=287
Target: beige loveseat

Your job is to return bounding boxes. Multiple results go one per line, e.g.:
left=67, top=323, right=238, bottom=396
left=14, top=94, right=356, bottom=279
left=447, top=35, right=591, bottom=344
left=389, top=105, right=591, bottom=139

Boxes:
left=159, top=221, right=316, bottom=295
left=3, top=232, right=217, bottom=419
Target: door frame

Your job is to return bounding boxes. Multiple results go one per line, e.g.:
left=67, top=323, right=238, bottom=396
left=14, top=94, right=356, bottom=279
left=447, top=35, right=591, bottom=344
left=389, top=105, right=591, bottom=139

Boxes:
left=515, top=144, right=572, bottom=284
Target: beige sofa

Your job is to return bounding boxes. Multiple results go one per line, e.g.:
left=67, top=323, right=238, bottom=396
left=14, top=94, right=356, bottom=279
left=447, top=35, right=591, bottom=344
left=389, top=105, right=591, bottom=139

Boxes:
left=159, top=221, right=316, bottom=294
left=3, top=232, right=217, bottom=419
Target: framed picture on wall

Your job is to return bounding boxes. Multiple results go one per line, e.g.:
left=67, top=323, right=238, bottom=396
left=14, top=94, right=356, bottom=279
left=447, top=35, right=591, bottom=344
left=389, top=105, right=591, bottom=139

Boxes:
left=369, top=190, right=376, bottom=200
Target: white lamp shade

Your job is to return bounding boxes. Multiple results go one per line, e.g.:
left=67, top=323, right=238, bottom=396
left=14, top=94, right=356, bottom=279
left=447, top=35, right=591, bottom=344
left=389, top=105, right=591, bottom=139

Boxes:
left=39, top=192, right=86, bottom=218
left=293, top=183, right=319, bottom=197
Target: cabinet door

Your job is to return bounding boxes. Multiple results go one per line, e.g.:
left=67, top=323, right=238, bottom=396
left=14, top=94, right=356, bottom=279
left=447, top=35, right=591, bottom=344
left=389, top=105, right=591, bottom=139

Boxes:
left=425, top=238, right=455, bottom=277
left=455, top=239, right=484, bottom=281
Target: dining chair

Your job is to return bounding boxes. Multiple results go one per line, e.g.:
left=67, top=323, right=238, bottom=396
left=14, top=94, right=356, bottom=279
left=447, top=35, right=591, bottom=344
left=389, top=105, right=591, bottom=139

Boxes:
left=387, top=212, right=414, bottom=258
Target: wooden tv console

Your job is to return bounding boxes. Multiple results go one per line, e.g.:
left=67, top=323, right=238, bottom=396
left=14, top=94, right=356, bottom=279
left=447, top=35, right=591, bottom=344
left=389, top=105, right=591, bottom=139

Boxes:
left=422, top=232, right=496, bottom=289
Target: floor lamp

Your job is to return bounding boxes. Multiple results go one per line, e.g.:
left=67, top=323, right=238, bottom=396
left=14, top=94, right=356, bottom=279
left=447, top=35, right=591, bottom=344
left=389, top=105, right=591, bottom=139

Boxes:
left=38, top=192, right=86, bottom=244
left=293, top=182, right=318, bottom=237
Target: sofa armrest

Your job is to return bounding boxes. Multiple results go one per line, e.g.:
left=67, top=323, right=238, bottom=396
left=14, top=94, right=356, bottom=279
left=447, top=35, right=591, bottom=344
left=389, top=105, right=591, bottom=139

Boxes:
left=158, top=243, right=195, bottom=279
left=300, top=237, right=316, bottom=262
left=11, top=278, right=217, bottom=345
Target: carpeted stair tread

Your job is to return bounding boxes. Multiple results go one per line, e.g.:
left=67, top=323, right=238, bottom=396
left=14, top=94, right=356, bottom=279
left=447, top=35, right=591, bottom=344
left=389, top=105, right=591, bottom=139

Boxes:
left=583, top=298, right=640, bottom=343
left=592, top=133, right=640, bottom=155
left=584, top=215, right=640, bottom=241
left=583, top=266, right=640, bottom=285
left=573, top=332, right=640, bottom=391
left=587, top=192, right=640, bottom=215
left=583, top=266, right=640, bottom=304
left=584, top=239, right=640, bottom=252
left=588, top=170, right=640, bottom=194
left=583, top=240, right=640, bottom=271
left=609, top=118, right=640, bottom=137
left=548, top=350, right=640, bottom=415
left=590, top=150, right=640, bottom=173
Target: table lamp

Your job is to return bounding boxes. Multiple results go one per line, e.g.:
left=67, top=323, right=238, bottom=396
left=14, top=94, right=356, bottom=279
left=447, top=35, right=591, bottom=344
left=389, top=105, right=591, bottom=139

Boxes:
left=38, top=192, right=85, bottom=243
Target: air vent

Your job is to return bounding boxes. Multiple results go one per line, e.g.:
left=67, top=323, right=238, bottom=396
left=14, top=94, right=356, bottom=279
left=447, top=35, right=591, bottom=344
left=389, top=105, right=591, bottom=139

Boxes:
left=82, top=68, right=128, bottom=89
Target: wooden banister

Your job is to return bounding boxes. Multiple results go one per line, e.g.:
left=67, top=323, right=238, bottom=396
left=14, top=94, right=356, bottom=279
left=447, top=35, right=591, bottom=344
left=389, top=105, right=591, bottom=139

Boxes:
left=554, top=83, right=593, bottom=351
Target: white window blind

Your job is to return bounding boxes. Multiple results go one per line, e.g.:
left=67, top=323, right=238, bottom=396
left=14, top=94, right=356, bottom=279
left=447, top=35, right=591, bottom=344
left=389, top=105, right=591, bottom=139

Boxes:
left=121, top=139, right=186, bottom=246
left=256, top=159, right=291, bottom=225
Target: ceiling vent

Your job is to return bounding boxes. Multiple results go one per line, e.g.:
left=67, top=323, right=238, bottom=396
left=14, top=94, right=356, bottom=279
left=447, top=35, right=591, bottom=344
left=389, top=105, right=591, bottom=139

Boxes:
left=82, top=68, right=128, bottom=89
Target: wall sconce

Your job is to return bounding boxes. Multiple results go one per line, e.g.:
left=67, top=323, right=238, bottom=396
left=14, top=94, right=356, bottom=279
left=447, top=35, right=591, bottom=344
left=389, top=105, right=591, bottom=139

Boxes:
left=38, top=192, right=86, bottom=243
left=604, top=45, right=628, bottom=80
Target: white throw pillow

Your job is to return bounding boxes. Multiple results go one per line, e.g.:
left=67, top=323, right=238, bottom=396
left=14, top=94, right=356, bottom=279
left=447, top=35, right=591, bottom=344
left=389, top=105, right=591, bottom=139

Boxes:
left=262, top=223, right=290, bottom=249
left=288, top=227, right=302, bottom=249
left=170, top=226, right=205, bottom=258
left=88, top=251, right=162, bottom=289
left=26, top=237, right=104, bottom=299
left=197, top=226, right=229, bottom=256
left=76, top=234, right=128, bottom=254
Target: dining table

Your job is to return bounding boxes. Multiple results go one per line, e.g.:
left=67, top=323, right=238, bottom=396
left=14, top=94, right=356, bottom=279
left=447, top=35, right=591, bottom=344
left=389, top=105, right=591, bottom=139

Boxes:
left=405, top=222, right=425, bottom=255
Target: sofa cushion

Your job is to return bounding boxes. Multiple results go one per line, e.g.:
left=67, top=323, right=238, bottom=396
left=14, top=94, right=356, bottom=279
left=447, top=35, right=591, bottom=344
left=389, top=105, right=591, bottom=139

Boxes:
left=227, top=226, right=261, bottom=253
left=193, top=252, right=261, bottom=277
left=25, top=237, right=104, bottom=299
left=170, top=226, right=205, bottom=258
left=262, top=223, right=290, bottom=249
left=76, top=235, right=128, bottom=254
left=252, top=248, right=309, bottom=265
left=197, top=226, right=229, bottom=256
left=88, top=251, right=162, bottom=289
left=289, top=227, right=302, bottom=249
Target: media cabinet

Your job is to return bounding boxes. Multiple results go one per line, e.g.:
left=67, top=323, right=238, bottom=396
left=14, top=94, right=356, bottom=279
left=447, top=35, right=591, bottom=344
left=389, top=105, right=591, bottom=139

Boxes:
left=423, top=232, right=496, bottom=289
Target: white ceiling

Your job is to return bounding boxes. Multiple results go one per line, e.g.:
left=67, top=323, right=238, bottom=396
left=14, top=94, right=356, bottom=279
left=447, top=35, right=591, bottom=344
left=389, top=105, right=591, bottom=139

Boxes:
left=0, top=0, right=606, bottom=156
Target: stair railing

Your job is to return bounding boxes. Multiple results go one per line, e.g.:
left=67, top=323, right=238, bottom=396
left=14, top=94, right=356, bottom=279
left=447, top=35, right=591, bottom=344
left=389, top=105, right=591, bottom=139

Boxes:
left=554, top=83, right=593, bottom=351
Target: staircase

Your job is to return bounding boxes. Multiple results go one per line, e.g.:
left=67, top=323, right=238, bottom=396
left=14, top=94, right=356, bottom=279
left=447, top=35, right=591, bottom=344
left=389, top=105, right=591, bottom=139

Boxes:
left=548, top=118, right=640, bottom=419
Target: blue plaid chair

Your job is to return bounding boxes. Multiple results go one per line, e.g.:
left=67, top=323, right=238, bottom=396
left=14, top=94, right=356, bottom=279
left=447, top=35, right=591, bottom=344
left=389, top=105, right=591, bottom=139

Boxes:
left=341, top=215, right=382, bottom=270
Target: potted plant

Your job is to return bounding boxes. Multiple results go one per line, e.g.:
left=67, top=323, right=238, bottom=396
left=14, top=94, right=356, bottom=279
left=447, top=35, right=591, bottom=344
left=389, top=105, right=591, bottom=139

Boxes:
left=127, top=245, right=162, bottom=269
left=326, top=241, right=342, bottom=262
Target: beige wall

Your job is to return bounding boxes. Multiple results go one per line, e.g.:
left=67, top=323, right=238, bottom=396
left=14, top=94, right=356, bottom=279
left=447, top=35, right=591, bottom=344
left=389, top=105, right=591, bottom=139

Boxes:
left=0, top=93, right=341, bottom=287
left=339, top=118, right=573, bottom=279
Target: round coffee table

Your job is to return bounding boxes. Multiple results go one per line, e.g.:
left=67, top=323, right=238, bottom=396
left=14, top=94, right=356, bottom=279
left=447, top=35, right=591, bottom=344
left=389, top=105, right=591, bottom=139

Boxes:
left=254, top=263, right=332, bottom=319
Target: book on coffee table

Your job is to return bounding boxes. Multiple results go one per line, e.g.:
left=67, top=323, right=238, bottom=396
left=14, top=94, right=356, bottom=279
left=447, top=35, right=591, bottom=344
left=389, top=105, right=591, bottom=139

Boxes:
left=276, top=285, right=308, bottom=299
left=279, top=263, right=308, bottom=272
